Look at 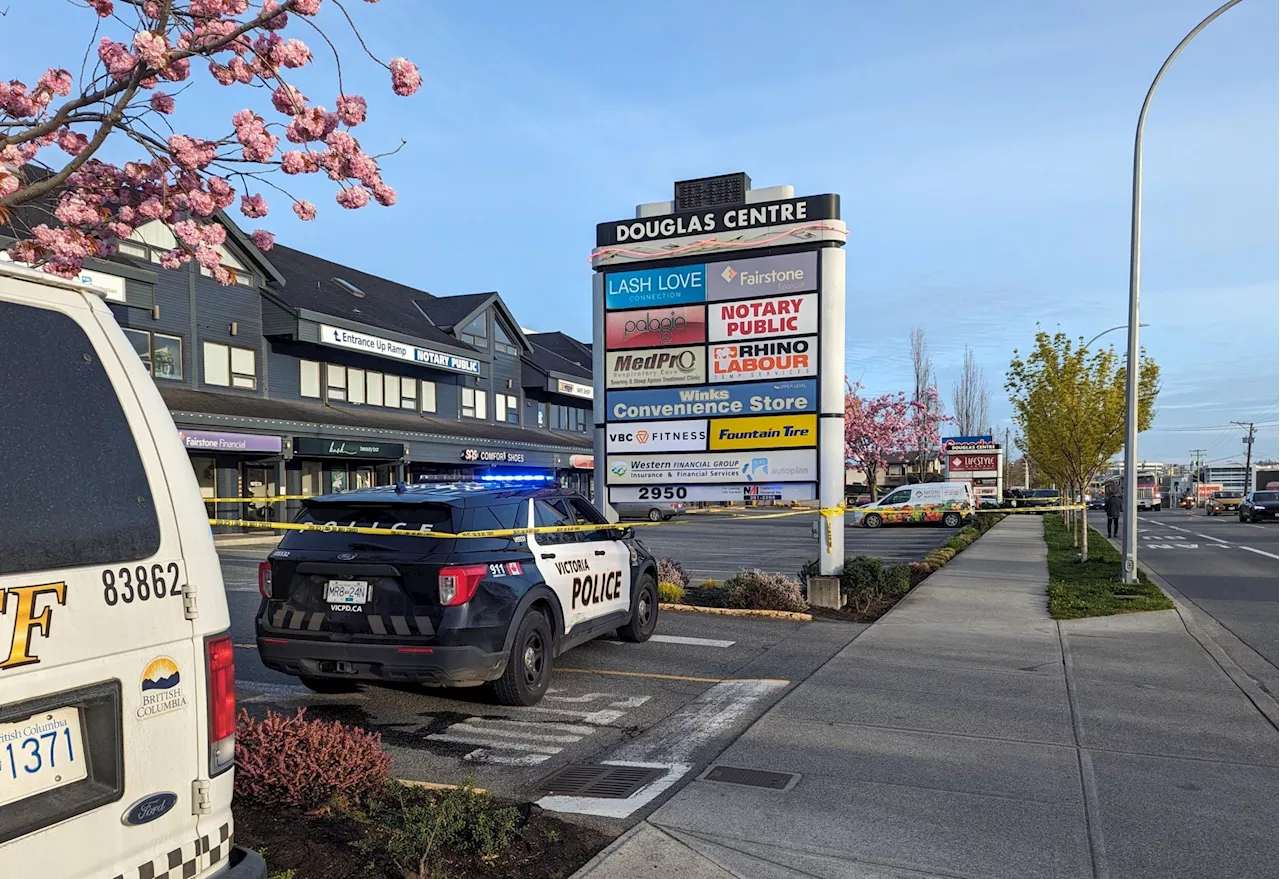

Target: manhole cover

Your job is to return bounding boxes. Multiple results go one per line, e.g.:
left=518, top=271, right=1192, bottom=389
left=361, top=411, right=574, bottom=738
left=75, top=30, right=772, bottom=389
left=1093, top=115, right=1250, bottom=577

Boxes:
left=531, top=764, right=665, bottom=799
left=699, top=765, right=799, bottom=791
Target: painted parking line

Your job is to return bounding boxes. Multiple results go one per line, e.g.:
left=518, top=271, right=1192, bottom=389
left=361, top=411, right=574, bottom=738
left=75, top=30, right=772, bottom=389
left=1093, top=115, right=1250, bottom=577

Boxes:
left=643, top=634, right=736, bottom=648
left=537, top=678, right=788, bottom=818
left=1195, top=533, right=1231, bottom=544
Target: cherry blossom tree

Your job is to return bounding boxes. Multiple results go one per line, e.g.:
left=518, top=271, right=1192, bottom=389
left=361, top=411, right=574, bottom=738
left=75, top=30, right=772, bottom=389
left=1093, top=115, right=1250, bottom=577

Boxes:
left=0, top=0, right=421, bottom=283
left=845, top=378, right=951, bottom=499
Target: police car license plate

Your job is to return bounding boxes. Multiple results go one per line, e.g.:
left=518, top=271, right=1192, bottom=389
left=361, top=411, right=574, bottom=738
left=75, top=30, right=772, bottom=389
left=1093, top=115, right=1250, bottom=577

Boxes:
left=0, top=706, right=88, bottom=808
left=326, top=579, right=370, bottom=604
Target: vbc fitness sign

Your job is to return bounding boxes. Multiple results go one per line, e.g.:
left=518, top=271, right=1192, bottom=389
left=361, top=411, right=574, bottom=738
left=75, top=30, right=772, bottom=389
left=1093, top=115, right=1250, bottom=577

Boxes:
left=592, top=176, right=846, bottom=517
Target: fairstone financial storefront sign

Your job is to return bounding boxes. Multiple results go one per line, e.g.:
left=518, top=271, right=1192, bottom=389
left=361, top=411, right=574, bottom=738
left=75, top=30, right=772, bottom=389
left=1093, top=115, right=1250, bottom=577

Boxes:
left=178, top=429, right=282, bottom=454
left=705, top=252, right=817, bottom=301
left=319, top=324, right=481, bottom=375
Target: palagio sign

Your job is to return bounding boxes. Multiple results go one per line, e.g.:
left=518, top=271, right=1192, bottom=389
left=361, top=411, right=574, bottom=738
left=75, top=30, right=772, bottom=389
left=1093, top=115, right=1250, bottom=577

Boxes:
left=606, top=346, right=705, bottom=389
left=606, top=419, right=708, bottom=454
left=708, top=292, right=818, bottom=342
left=319, top=324, right=481, bottom=375
left=596, top=195, right=841, bottom=246
left=606, top=449, right=817, bottom=485
left=706, top=252, right=817, bottom=301
left=710, top=337, right=818, bottom=383
left=607, top=378, right=817, bottom=422
left=604, top=304, right=706, bottom=349
left=604, top=264, right=705, bottom=309
left=609, top=483, right=817, bottom=504
left=708, top=414, right=817, bottom=450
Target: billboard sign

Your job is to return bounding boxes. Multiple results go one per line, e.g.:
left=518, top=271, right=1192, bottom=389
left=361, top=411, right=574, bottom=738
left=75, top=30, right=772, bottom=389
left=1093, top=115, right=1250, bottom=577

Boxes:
left=706, top=252, right=818, bottom=301
left=319, top=324, right=481, bottom=375
left=947, top=453, right=999, bottom=472
left=709, top=337, right=817, bottom=383
left=607, top=378, right=818, bottom=422
left=709, top=414, right=816, bottom=450
left=606, top=420, right=708, bottom=454
left=942, top=435, right=996, bottom=451
left=606, top=449, right=817, bottom=485
left=609, top=483, right=817, bottom=504
left=606, top=346, right=705, bottom=389
left=604, top=264, right=706, bottom=309
left=708, top=293, right=817, bottom=342
left=596, top=194, right=840, bottom=246
left=605, top=304, right=706, bottom=349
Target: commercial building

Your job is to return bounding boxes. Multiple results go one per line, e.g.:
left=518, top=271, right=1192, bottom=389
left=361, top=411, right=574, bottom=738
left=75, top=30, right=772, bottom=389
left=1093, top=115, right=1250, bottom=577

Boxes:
left=1196, top=465, right=1256, bottom=495
left=3, top=208, right=593, bottom=528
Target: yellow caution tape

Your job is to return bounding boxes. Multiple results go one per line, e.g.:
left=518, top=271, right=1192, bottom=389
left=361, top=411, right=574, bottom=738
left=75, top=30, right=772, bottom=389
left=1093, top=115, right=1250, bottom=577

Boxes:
left=204, top=495, right=312, bottom=503
left=207, top=517, right=670, bottom=540
left=994, top=505, right=1085, bottom=513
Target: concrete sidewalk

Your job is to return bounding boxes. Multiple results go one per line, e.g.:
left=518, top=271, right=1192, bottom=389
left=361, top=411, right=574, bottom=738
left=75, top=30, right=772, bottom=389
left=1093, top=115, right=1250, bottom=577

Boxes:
left=573, top=516, right=1278, bottom=879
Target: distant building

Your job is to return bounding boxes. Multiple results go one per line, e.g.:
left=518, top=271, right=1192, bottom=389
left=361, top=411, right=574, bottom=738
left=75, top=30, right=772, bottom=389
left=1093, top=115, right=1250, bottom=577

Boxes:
left=1197, top=465, right=1254, bottom=494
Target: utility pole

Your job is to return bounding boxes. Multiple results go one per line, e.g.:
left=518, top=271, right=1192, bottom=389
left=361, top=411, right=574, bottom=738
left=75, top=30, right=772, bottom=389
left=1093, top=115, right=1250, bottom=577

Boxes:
left=1233, top=422, right=1256, bottom=493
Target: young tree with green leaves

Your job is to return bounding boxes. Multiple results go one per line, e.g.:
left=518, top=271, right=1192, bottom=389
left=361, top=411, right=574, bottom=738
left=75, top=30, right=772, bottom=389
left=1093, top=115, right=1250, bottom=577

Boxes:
left=1006, top=328, right=1160, bottom=562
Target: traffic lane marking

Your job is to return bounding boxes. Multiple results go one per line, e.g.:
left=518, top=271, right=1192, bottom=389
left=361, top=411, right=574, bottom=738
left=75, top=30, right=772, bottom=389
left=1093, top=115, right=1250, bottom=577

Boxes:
left=646, top=634, right=736, bottom=648
left=1238, top=545, right=1280, bottom=561
left=557, top=667, right=789, bottom=685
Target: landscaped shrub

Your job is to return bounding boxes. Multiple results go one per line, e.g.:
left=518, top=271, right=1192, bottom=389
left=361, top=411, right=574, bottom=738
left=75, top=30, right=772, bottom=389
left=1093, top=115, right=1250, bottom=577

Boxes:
left=909, top=561, right=936, bottom=578
left=975, top=512, right=1005, bottom=534
left=883, top=564, right=912, bottom=597
left=374, top=783, right=520, bottom=879
left=722, top=569, right=807, bottom=612
left=658, top=581, right=685, bottom=603
left=943, top=537, right=966, bottom=552
left=658, top=557, right=690, bottom=588
left=235, top=708, right=391, bottom=812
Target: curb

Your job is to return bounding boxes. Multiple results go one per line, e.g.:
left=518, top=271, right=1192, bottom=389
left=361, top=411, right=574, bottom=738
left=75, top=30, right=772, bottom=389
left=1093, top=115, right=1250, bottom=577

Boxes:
left=567, top=821, right=647, bottom=879
left=397, top=778, right=488, bottom=795
left=659, top=603, right=811, bottom=621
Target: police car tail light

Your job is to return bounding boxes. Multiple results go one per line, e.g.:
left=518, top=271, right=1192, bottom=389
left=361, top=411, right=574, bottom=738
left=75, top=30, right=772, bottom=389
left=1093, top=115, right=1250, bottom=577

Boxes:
left=438, top=564, right=487, bottom=606
left=258, top=561, right=272, bottom=598
left=206, top=635, right=236, bottom=776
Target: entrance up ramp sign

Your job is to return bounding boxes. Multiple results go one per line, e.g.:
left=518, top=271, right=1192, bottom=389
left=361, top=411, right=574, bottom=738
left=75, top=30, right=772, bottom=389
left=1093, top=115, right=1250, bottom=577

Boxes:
left=590, top=174, right=848, bottom=575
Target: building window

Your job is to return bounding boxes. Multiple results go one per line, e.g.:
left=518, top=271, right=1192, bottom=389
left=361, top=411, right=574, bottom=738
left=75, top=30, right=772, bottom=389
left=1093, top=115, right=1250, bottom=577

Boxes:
left=462, top=387, right=486, bottom=419
left=347, top=367, right=365, bottom=404
left=300, top=359, right=320, bottom=397
left=366, top=370, right=384, bottom=406
left=421, top=380, right=437, bottom=413
left=401, top=376, right=418, bottom=410
left=460, top=312, right=488, bottom=348
left=122, top=328, right=184, bottom=379
left=326, top=363, right=347, bottom=401
left=383, top=373, right=401, bottom=408
left=203, top=341, right=256, bottom=388
left=495, top=392, right=519, bottom=424
left=494, top=322, right=519, bottom=357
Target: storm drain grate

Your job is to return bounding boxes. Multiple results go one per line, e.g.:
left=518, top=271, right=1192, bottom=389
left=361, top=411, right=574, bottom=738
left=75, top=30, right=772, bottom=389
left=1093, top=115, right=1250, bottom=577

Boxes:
left=531, top=764, right=665, bottom=799
left=699, top=765, right=799, bottom=791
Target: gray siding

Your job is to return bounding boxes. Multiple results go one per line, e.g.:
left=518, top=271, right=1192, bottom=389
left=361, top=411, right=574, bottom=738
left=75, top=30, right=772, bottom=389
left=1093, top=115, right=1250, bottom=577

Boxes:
left=491, top=349, right=524, bottom=425
left=262, top=297, right=296, bottom=337
left=192, top=272, right=265, bottom=396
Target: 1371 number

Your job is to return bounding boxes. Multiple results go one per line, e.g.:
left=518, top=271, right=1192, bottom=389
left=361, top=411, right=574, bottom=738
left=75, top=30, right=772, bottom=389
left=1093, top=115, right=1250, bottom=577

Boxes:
left=637, top=486, right=688, bottom=501
left=103, top=562, right=184, bottom=606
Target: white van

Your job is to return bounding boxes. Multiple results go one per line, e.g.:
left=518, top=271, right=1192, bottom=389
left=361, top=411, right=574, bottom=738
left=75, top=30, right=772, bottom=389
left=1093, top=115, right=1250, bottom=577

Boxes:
left=849, top=482, right=973, bottom=529
left=0, top=265, right=264, bottom=878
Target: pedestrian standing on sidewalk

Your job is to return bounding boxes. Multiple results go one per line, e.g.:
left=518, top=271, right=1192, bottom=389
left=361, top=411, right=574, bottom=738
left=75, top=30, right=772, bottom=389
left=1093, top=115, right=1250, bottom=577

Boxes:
left=1104, top=491, right=1123, bottom=538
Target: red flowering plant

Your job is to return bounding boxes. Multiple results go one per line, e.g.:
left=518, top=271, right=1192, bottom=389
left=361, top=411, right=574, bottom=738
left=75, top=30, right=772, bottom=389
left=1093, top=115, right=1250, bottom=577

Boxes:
left=0, top=0, right=421, bottom=282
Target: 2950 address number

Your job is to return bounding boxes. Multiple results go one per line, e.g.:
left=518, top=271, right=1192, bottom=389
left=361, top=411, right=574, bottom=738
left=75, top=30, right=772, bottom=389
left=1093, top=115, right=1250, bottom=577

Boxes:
left=635, top=486, right=688, bottom=501
left=102, top=562, right=185, bottom=606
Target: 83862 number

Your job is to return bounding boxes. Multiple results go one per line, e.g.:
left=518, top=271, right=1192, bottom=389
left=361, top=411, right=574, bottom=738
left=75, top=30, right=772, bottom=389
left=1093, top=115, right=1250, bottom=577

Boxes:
left=636, top=486, right=688, bottom=501
left=103, top=562, right=184, bottom=606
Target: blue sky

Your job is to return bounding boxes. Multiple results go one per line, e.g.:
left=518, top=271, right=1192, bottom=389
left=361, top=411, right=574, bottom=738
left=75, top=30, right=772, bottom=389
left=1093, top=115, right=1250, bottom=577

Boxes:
left=6, top=0, right=1278, bottom=465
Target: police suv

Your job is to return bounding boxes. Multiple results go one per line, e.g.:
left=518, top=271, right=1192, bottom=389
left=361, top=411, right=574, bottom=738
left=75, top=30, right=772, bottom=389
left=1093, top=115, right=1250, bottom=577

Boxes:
left=0, top=264, right=263, bottom=878
left=255, top=483, right=660, bottom=706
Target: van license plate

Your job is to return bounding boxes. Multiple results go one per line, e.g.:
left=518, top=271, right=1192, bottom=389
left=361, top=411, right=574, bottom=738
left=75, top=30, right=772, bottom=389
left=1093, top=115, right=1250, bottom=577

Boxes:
left=326, top=579, right=369, bottom=604
left=0, top=706, right=88, bottom=808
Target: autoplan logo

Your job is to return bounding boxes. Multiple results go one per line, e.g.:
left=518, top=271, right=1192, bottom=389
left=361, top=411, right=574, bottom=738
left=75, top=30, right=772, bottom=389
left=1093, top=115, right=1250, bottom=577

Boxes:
left=720, top=266, right=738, bottom=282
left=742, top=456, right=769, bottom=481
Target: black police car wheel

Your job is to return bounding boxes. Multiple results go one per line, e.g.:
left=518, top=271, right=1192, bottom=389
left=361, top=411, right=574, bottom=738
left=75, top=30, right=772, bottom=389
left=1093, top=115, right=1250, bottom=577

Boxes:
left=618, top=574, right=658, bottom=643
left=492, top=611, right=552, bottom=706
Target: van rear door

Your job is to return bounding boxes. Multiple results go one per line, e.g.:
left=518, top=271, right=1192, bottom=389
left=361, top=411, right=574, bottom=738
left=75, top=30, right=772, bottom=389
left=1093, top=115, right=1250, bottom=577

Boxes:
left=0, top=285, right=202, bottom=878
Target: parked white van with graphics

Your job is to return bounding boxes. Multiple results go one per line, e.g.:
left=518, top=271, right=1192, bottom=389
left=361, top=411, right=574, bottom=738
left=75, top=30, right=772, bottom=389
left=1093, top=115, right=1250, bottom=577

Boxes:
left=849, top=482, right=973, bottom=529
left=0, top=265, right=264, bottom=878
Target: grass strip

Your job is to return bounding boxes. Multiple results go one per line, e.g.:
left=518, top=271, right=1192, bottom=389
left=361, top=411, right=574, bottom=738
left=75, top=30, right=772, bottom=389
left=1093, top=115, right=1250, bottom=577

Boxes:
left=1044, top=514, right=1174, bottom=619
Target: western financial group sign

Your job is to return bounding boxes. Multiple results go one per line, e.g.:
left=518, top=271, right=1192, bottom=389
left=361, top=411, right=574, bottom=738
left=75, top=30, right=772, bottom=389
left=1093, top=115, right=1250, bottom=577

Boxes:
left=592, top=178, right=846, bottom=525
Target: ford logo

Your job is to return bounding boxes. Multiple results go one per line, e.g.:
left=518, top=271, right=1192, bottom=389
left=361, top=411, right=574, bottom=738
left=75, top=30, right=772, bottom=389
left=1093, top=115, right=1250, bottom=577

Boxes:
left=336, top=552, right=357, bottom=561
left=122, top=792, right=177, bottom=826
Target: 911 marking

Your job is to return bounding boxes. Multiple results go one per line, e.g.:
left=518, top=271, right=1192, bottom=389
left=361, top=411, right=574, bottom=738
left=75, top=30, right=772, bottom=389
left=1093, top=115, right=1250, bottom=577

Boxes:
left=572, top=570, right=622, bottom=608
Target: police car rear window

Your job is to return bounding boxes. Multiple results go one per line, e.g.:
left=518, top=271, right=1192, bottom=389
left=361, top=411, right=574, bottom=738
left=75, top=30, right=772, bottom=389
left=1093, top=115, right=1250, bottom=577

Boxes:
left=280, top=503, right=453, bottom=551
left=0, top=302, right=160, bottom=575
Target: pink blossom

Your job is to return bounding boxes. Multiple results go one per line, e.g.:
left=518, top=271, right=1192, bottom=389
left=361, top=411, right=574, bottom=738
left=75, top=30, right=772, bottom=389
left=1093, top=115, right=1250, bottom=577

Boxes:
left=280, top=150, right=310, bottom=174
left=261, top=0, right=289, bottom=29
left=201, top=223, right=227, bottom=246
left=208, top=62, right=236, bottom=86
left=142, top=0, right=162, bottom=16
left=285, top=106, right=336, bottom=143
left=0, top=81, right=38, bottom=118
left=55, top=127, right=89, bottom=155
left=292, top=199, right=317, bottom=221
left=37, top=68, right=73, bottom=98
left=88, top=0, right=113, bottom=16
left=159, top=57, right=191, bottom=82
left=335, top=186, right=370, bottom=209
left=0, top=173, right=20, bottom=198
left=271, top=83, right=307, bottom=116
left=132, top=31, right=170, bottom=68
left=138, top=197, right=166, bottom=220
left=159, top=250, right=184, bottom=270
left=212, top=265, right=234, bottom=285
left=150, top=91, right=176, bottom=114
left=336, top=94, right=367, bottom=126
left=232, top=109, right=278, bottom=162
left=389, top=58, right=422, bottom=96
left=228, top=57, right=254, bottom=84
left=207, top=176, right=235, bottom=209
left=194, top=243, right=222, bottom=271
left=240, top=193, right=269, bottom=218
left=167, top=134, right=216, bottom=170
left=54, top=196, right=101, bottom=228
left=172, top=219, right=202, bottom=247
left=371, top=182, right=396, bottom=206
left=97, top=39, right=137, bottom=80
left=294, top=0, right=322, bottom=14
left=347, top=151, right=380, bottom=187
left=277, top=39, right=312, bottom=69
left=186, top=190, right=217, bottom=217
left=249, top=229, right=276, bottom=251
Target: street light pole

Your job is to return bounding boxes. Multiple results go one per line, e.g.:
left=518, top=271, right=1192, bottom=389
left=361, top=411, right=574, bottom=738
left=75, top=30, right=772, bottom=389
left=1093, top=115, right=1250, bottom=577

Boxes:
left=1121, top=0, right=1243, bottom=584
left=1084, top=323, right=1148, bottom=351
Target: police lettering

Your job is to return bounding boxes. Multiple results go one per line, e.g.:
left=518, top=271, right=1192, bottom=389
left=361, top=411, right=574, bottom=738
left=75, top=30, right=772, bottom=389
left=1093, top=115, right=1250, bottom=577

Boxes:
left=571, top=570, right=622, bottom=608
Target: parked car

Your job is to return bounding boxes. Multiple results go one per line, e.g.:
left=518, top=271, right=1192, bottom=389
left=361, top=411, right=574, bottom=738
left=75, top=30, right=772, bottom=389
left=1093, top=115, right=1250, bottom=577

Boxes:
left=0, top=264, right=265, bottom=878
left=256, top=482, right=659, bottom=706
left=1239, top=491, right=1278, bottom=523
left=848, top=482, right=973, bottom=529
left=613, top=500, right=687, bottom=522
left=1205, top=491, right=1243, bottom=516
left=1007, top=488, right=1060, bottom=512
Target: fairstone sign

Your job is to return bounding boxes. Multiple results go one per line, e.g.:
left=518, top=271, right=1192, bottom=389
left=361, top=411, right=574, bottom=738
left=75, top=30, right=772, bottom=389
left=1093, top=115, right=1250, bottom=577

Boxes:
left=592, top=175, right=847, bottom=576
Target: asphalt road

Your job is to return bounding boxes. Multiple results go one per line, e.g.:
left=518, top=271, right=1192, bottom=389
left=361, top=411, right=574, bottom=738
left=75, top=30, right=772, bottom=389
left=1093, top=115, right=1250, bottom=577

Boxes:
left=218, top=546, right=864, bottom=828
left=629, top=508, right=961, bottom=582
left=1089, top=508, right=1278, bottom=694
